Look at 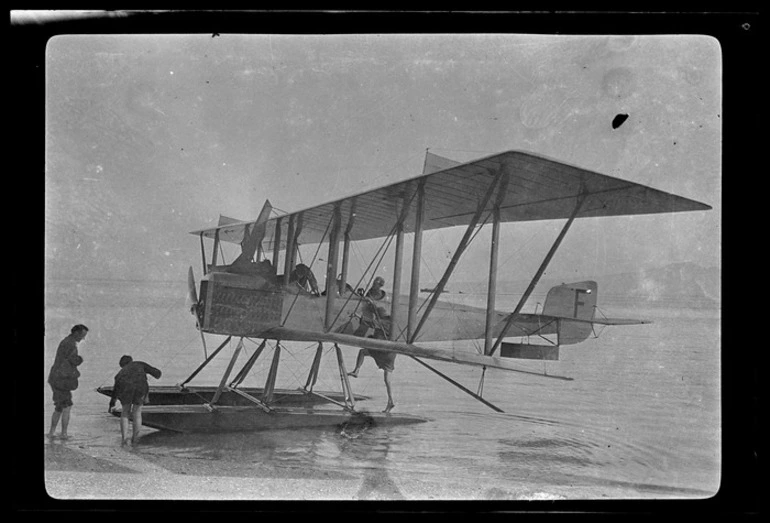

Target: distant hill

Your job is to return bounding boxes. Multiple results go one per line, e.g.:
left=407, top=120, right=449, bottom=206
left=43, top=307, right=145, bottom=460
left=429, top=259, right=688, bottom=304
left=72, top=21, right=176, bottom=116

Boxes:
left=590, top=262, right=719, bottom=305
left=449, top=262, right=720, bottom=308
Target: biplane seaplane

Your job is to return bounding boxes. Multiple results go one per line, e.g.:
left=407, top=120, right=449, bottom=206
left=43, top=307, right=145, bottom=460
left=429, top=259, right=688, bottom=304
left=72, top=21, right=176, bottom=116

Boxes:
left=99, top=149, right=711, bottom=433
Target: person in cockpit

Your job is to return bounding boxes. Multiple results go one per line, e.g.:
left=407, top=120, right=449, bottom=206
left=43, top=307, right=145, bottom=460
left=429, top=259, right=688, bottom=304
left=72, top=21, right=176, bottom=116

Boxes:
left=290, top=263, right=320, bottom=296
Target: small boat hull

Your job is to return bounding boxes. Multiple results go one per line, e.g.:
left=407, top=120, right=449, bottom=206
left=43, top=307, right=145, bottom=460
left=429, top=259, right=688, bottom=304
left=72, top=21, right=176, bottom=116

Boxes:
left=137, top=404, right=429, bottom=433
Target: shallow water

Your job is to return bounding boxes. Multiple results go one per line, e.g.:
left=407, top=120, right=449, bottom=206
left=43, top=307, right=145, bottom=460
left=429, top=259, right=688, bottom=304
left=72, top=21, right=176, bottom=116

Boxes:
left=44, top=280, right=720, bottom=499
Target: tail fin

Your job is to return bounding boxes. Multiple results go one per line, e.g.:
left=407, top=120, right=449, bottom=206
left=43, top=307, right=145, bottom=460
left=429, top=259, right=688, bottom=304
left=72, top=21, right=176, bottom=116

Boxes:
left=542, top=281, right=597, bottom=320
left=542, top=281, right=597, bottom=345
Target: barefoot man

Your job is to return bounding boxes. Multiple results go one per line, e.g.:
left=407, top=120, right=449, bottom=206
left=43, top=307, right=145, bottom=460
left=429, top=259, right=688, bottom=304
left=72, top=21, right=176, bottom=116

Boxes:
left=47, top=324, right=88, bottom=440
left=348, top=276, right=396, bottom=413
left=107, top=355, right=162, bottom=446
left=348, top=340, right=396, bottom=413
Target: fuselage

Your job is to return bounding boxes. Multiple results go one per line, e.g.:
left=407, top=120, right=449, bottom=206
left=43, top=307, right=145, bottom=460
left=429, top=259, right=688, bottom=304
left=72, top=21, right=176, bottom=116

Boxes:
left=196, top=269, right=558, bottom=343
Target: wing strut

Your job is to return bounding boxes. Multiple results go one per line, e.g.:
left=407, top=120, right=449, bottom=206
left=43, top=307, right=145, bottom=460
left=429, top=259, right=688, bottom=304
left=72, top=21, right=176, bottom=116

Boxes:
left=324, top=203, right=342, bottom=331
left=410, top=166, right=505, bottom=343
left=484, top=167, right=511, bottom=353
left=489, top=190, right=587, bottom=356
left=409, top=356, right=504, bottom=413
left=407, top=179, right=426, bottom=340
left=282, top=214, right=297, bottom=286
left=212, top=228, right=220, bottom=268
left=339, top=199, right=357, bottom=294
left=390, top=187, right=414, bottom=341
left=272, top=217, right=282, bottom=273
left=199, top=232, right=208, bottom=276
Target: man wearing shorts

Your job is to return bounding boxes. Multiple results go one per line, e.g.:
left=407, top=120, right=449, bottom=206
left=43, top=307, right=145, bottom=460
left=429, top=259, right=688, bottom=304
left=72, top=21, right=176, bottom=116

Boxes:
left=348, top=278, right=396, bottom=413
left=108, top=355, right=162, bottom=446
left=47, top=324, right=88, bottom=440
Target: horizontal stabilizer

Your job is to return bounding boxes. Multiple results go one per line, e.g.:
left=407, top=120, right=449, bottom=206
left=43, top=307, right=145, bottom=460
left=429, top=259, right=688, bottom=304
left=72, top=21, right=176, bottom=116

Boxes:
left=590, top=317, right=652, bottom=326
left=500, top=343, right=559, bottom=361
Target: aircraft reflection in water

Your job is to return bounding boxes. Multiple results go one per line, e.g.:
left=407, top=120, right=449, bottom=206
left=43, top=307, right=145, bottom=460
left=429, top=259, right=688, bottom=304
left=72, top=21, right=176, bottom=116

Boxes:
left=98, top=149, right=711, bottom=433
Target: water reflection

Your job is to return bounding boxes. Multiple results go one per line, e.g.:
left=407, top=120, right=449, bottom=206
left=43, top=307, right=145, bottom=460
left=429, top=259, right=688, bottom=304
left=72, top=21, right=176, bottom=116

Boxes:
left=338, top=420, right=404, bottom=500
left=136, top=427, right=356, bottom=481
left=133, top=421, right=410, bottom=498
left=497, top=435, right=601, bottom=473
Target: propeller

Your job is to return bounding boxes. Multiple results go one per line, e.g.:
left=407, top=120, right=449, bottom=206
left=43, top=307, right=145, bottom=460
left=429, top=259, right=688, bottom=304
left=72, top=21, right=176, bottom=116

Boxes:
left=187, top=266, right=208, bottom=359
left=186, top=266, right=199, bottom=316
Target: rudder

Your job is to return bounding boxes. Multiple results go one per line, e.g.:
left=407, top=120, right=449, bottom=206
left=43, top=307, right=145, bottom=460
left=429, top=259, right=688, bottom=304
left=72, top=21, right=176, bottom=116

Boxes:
left=542, top=281, right=597, bottom=345
left=542, top=281, right=597, bottom=321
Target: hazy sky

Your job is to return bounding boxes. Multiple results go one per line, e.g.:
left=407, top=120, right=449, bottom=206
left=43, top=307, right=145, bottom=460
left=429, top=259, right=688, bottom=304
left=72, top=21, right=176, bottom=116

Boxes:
left=45, top=33, right=720, bottom=285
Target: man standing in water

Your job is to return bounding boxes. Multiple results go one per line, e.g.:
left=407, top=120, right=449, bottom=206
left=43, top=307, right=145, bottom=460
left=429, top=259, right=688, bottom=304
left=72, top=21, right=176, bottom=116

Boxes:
left=108, top=355, right=162, bottom=447
left=47, top=324, right=88, bottom=440
left=348, top=276, right=396, bottom=413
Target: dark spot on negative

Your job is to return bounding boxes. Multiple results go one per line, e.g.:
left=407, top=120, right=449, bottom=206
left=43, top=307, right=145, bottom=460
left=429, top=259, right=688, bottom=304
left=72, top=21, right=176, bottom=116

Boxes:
left=612, top=113, right=629, bottom=129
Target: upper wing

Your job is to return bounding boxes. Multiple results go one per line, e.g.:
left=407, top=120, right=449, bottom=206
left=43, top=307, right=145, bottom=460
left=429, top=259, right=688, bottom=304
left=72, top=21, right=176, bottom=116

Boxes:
left=190, top=150, right=712, bottom=249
